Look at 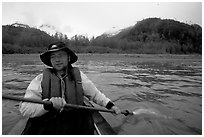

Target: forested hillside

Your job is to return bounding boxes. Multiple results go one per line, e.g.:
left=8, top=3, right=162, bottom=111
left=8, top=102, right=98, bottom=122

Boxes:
left=2, top=18, right=202, bottom=54
left=2, top=23, right=57, bottom=53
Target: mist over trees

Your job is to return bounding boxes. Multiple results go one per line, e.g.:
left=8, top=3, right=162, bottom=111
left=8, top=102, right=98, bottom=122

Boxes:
left=2, top=18, right=202, bottom=54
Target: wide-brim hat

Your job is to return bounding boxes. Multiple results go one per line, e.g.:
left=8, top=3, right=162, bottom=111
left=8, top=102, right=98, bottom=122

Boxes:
left=40, top=41, right=78, bottom=67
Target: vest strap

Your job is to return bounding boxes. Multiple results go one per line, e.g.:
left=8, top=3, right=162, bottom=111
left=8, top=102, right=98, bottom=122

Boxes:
left=41, top=67, right=83, bottom=105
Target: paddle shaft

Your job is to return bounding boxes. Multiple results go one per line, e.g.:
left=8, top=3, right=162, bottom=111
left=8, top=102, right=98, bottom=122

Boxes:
left=2, top=95, right=131, bottom=115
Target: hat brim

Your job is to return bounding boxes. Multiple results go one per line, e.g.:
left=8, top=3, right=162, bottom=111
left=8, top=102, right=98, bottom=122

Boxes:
left=40, top=47, right=78, bottom=67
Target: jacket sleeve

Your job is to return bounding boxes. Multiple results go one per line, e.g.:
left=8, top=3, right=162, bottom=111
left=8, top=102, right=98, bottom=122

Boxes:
left=80, top=71, right=113, bottom=108
left=19, top=74, right=48, bottom=118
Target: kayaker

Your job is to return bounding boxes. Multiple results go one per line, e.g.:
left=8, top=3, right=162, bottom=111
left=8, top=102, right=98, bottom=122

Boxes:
left=19, top=41, right=121, bottom=135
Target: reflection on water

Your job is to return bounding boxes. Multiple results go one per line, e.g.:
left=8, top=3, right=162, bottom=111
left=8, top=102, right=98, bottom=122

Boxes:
left=2, top=54, right=202, bottom=135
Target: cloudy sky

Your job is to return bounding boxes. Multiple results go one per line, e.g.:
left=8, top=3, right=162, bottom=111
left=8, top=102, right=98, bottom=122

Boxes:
left=2, top=2, right=202, bottom=38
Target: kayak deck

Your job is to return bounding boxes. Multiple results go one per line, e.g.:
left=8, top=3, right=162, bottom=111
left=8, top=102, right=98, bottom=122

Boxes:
left=4, top=97, right=116, bottom=135
left=92, top=111, right=116, bottom=135
left=84, top=98, right=116, bottom=135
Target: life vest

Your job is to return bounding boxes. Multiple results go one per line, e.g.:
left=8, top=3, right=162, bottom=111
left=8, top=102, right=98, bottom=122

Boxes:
left=41, top=67, right=84, bottom=105
left=21, top=67, right=94, bottom=135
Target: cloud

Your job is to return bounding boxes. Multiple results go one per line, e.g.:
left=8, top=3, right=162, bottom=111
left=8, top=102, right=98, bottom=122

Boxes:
left=2, top=2, right=202, bottom=38
left=62, top=25, right=73, bottom=33
left=21, top=11, right=38, bottom=27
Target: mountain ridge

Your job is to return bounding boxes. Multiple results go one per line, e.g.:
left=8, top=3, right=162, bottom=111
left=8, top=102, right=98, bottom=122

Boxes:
left=2, top=17, right=202, bottom=54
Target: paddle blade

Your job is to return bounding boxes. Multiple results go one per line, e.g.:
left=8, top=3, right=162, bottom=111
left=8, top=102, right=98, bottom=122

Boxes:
left=121, top=110, right=133, bottom=116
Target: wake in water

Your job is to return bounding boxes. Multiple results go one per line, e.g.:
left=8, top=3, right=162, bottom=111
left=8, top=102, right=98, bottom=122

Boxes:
left=132, top=108, right=171, bottom=119
left=124, top=107, right=172, bottom=126
left=113, top=107, right=173, bottom=134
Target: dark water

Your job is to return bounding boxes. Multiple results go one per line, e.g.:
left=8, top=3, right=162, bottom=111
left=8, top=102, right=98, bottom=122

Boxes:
left=2, top=54, right=202, bottom=135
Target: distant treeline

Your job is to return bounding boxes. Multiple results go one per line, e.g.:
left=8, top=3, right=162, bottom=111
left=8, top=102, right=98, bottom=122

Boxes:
left=2, top=18, right=202, bottom=54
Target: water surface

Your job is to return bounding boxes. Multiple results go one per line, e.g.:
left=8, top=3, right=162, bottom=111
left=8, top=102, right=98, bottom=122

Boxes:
left=2, top=54, right=202, bottom=135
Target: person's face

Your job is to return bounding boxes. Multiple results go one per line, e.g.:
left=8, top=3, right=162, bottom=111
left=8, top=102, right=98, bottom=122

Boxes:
left=50, top=50, right=69, bottom=71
